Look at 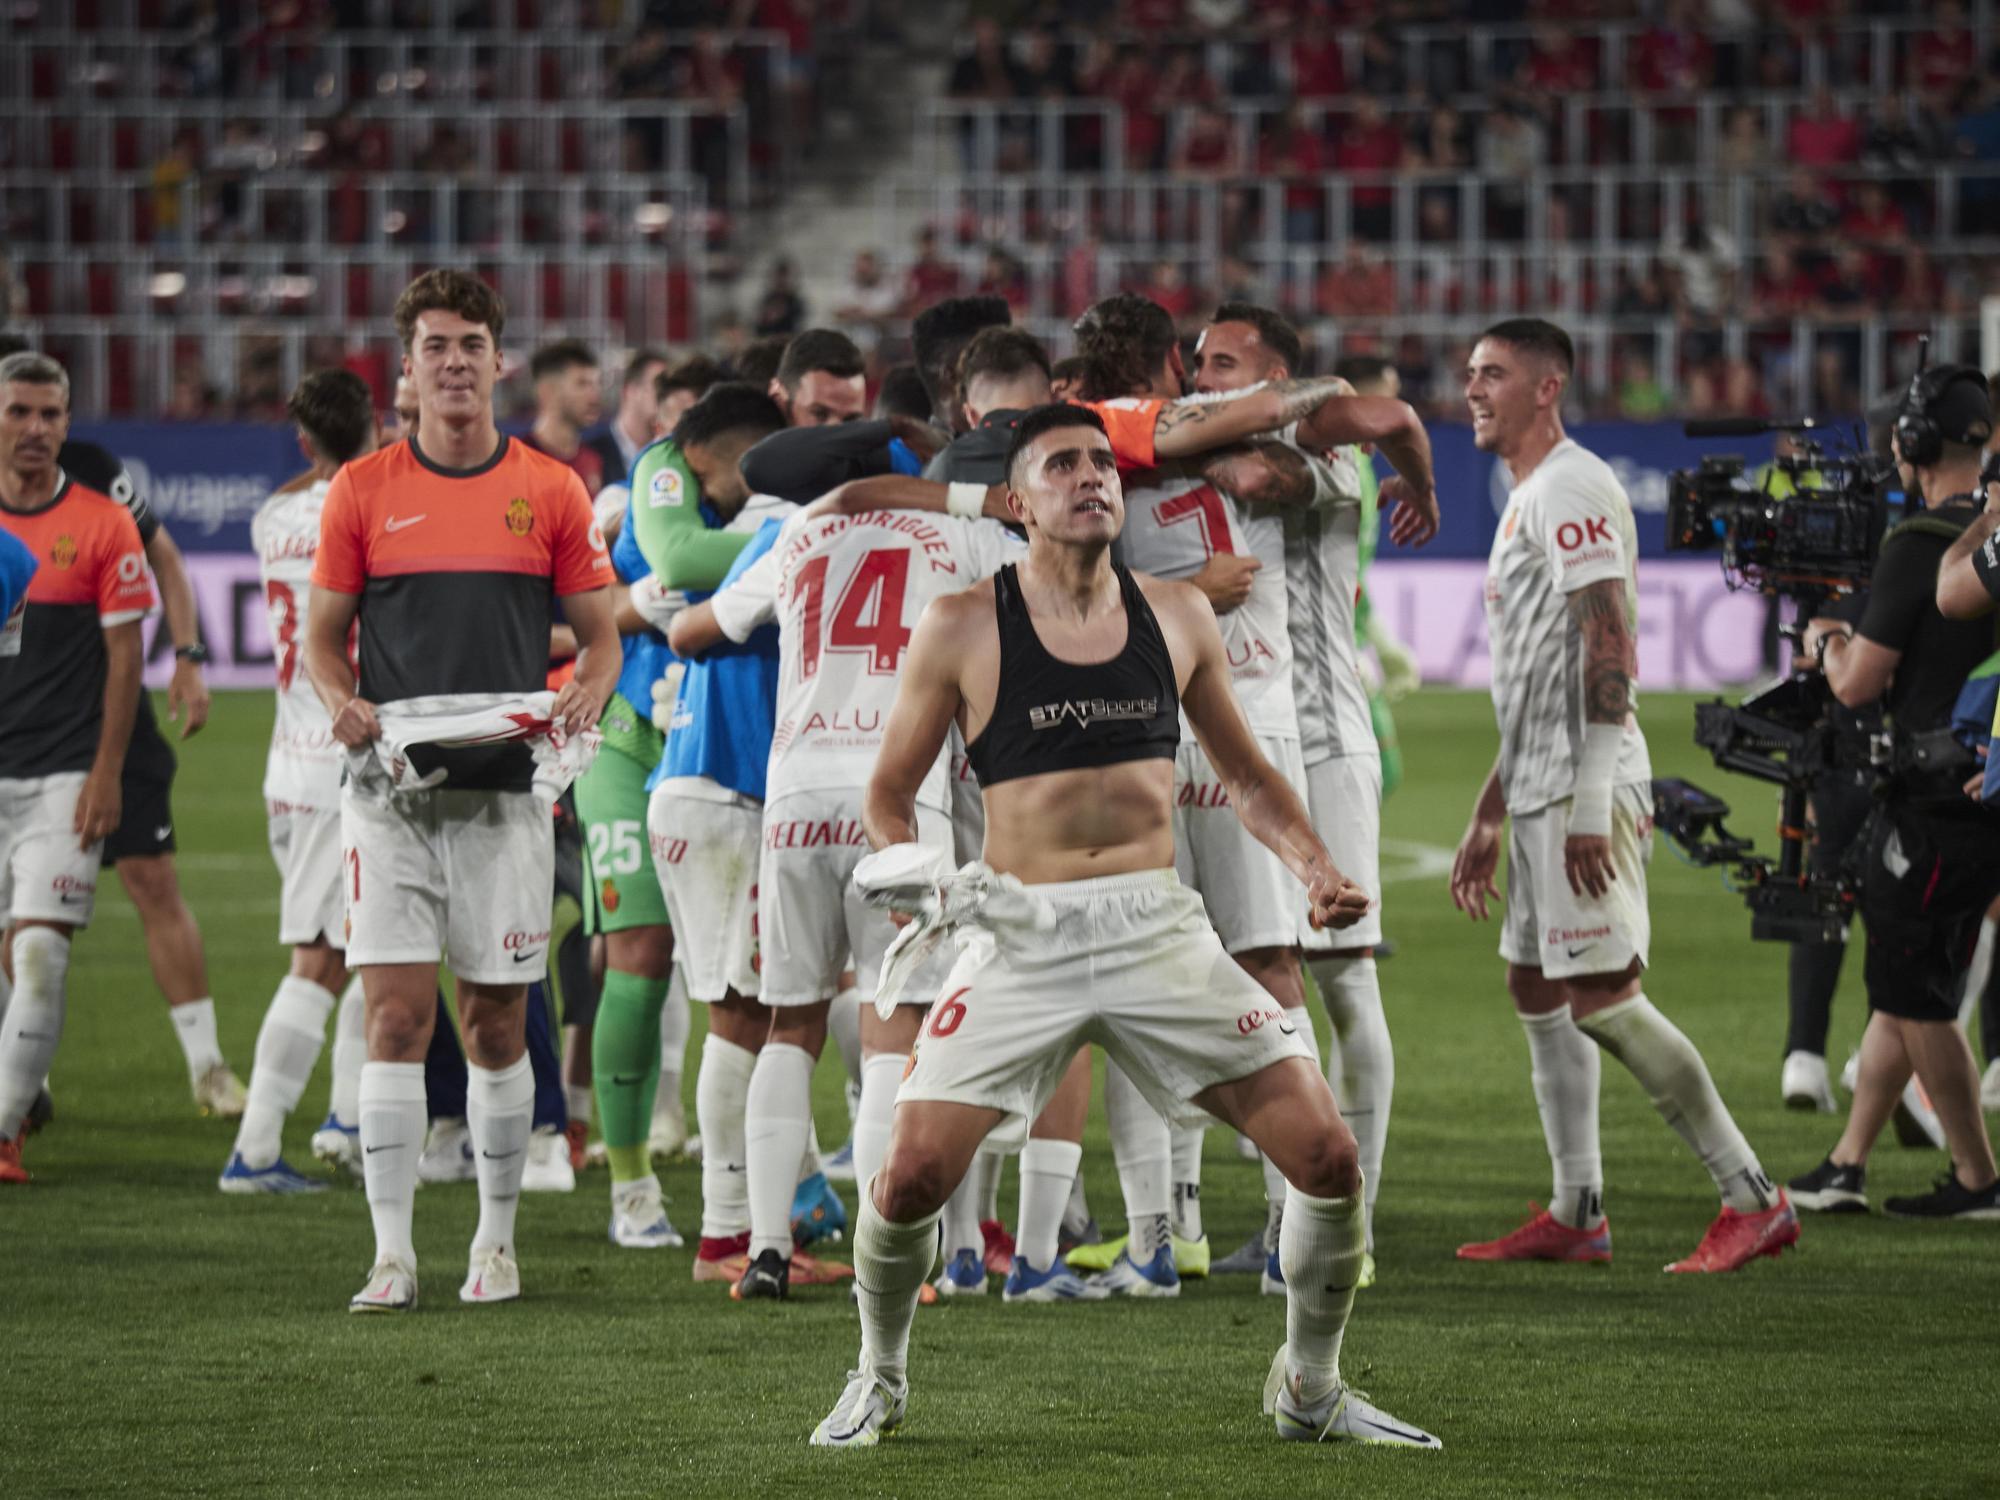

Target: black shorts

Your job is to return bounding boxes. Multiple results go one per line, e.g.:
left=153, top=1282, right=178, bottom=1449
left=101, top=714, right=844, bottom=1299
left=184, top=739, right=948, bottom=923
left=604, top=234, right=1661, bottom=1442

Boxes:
left=1860, top=799, right=2000, bottom=1023
left=101, top=696, right=178, bottom=865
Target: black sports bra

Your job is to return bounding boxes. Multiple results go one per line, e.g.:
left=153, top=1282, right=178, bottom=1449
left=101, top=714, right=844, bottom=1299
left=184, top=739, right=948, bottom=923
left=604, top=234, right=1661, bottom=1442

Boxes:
left=963, top=564, right=1180, bottom=788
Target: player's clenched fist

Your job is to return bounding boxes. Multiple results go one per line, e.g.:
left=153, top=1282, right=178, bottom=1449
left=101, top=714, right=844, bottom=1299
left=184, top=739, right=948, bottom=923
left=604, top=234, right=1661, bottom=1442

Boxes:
left=1307, top=869, right=1372, bottom=930
left=551, top=677, right=607, bottom=737
left=329, top=695, right=381, bottom=748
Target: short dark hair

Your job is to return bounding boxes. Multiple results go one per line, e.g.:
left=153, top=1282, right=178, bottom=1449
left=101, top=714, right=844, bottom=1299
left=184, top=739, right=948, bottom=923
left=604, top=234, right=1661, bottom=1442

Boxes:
left=731, top=334, right=792, bottom=387
left=529, top=339, right=598, bottom=382
left=1333, top=353, right=1395, bottom=389
left=874, top=364, right=933, bottom=422
left=1071, top=293, right=1178, bottom=401
left=776, top=328, right=866, bottom=391
left=622, top=348, right=670, bottom=388
left=672, top=381, right=787, bottom=452
left=959, top=326, right=1052, bottom=393
left=392, top=268, right=506, bottom=351
left=288, top=369, right=375, bottom=464
left=912, top=295, right=1013, bottom=407
left=1005, top=402, right=1110, bottom=486
left=1479, top=318, right=1574, bottom=377
left=1210, top=302, right=1302, bottom=375
left=1049, top=354, right=1089, bottom=391
left=654, top=354, right=724, bottom=406
left=0, top=332, right=29, bottom=360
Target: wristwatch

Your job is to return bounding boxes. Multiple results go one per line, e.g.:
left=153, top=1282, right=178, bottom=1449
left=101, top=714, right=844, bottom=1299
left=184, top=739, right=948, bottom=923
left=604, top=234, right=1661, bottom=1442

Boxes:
left=174, top=643, right=210, bottom=664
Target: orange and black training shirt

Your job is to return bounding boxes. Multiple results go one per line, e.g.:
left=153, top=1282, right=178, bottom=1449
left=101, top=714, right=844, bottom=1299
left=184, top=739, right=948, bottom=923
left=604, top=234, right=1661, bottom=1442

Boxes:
left=313, top=434, right=613, bottom=790
left=0, top=472, right=156, bottom=778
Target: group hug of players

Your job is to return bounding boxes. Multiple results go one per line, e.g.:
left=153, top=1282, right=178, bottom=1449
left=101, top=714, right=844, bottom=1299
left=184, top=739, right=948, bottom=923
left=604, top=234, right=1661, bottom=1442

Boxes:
left=3, top=271, right=1846, bottom=1452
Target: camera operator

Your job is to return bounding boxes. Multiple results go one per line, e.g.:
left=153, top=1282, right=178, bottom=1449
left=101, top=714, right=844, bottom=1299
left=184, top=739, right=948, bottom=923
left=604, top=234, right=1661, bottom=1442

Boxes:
left=1787, top=366, right=2000, bottom=1220
left=1934, top=369, right=2000, bottom=1113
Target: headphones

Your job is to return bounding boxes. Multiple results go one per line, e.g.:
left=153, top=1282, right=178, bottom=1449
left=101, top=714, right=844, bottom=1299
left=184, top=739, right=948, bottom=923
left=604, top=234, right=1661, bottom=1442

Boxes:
left=1895, top=361, right=1993, bottom=467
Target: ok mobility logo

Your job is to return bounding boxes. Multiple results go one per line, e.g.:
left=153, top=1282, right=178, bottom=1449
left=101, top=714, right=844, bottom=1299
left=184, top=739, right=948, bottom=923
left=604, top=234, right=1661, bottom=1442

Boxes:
left=1028, top=697, right=1158, bottom=731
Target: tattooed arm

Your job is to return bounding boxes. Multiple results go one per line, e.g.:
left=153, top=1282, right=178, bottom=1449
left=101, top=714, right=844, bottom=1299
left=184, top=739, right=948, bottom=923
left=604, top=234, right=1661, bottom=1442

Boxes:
left=1562, top=578, right=1633, bottom=899
left=1147, top=377, right=1357, bottom=458
left=1194, top=441, right=1321, bottom=509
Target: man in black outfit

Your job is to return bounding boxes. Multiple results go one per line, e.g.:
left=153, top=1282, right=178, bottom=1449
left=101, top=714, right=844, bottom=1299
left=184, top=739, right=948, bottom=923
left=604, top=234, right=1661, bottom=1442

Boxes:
left=1788, top=365, right=2000, bottom=1220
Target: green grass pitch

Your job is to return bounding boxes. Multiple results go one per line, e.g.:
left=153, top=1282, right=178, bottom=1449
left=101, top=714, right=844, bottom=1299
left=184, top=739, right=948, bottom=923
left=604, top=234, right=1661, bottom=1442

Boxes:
left=8, top=688, right=1996, bottom=1498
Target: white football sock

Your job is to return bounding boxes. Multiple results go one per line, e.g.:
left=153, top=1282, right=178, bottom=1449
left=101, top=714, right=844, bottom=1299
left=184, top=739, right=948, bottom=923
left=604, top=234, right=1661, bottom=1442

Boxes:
left=1170, top=1124, right=1205, bottom=1242
left=828, top=986, right=863, bottom=1093
left=694, top=1033, right=756, bottom=1240
left=854, top=1053, right=904, bottom=1202
left=563, top=1083, right=592, bottom=1127
left=0, top=928, right=68, bottom=1138
left=852, top=1194, right=941, bottom=1390
left=467, top=1054, right=534, bottom=1254
left=654, top=965, right=690, bottom=1125
left=972, top=1147, right=1003, bottom=1225
left=1105, top=1060, right=1171, bottom=1258
left=1311, top=956, right=1393, bottom=1250
left=800, top=1117, right=824, bottom=1181
left=1258, top=1151, right=1287, bottom=1249
left=940, top=1170, right=984, bottom=1267
left=744, top=1041, right=815, bottom=1260
left=1061, top=1162, right=1094, bottom=1242
left=233, top=976, right=335, bottom=1168
left=328, top=979, right=365, bottom=1125
left=1018, top=1138, right=1082, bottom=1270
left=170, top=997, right=224, bottom=1083
left=358, top=1061, right=426, bottom=1266
left=1519, top=1007, right=1604, bottom=1229
left=1578, top=995, right=1777, bottom=1212
left=1279, top=1186, right=1365, bottom=1405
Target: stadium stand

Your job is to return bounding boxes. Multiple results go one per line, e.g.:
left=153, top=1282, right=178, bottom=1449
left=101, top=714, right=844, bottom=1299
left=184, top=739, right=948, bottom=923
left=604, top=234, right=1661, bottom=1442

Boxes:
left=4, top=2, right=1998, bottom=419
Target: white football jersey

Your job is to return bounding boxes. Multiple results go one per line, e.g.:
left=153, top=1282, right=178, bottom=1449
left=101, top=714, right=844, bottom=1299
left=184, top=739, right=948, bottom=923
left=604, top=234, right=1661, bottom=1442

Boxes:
left=1484, top=439, right=1652, bottom=816
left=250, top=477, right=342, bottom=809
left=1112, top=455, right=1299, bottom=740
left=715, top=509, right=1025, bottom=811
left=1278, top=445, right=1376, bottom=763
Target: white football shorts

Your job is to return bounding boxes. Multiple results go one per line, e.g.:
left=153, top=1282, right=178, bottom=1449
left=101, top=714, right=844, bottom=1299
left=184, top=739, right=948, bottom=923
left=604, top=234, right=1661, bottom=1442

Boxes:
left=1299, top=752, right=1383, bottom=952
left=266, top=801, right=345, bottom=948
left=648, top=777, right=762, bottom=1002
left=758, top=788, right=953, bottom=1009
left=0, top=773, right=103, bottom=926
left=1499, top=783, right=1654, bottom=980
left=898, top=868, right=1316, bottom=1144
left=340, top=786, right=553, bottom=983
left=1173, top=732, right=1310, bottom=953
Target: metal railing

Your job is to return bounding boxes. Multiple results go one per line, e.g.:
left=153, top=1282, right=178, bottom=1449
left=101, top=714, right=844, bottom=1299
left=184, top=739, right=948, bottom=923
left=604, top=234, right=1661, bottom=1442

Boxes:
left=919, top=88, right=1981, bottom=180
left=5, top=169, right=709, bottom=256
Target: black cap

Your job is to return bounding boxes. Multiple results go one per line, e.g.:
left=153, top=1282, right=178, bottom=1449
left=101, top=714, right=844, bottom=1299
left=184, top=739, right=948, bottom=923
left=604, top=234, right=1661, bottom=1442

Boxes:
left=1924, top=366, right=1995, bottom=447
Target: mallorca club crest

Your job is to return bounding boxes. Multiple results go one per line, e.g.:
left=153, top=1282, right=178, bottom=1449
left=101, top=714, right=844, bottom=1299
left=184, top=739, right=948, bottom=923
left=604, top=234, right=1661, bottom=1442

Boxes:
left=504, top=496, right=535, bottom=538
left=50, top=533, right=77, bottom=569
left=600, top=877, right=620, bottom=914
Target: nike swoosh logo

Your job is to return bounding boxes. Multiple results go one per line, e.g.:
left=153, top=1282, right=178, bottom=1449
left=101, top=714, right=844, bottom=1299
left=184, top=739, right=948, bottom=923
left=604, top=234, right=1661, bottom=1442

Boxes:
left=384, top=514, right=427, bottom=533
left=722, top=1164, right=745, bottom=1173
left=1277, top=1020, right=1298, bottom=1035
left=1566, top=945, right=1593, bottom=958
left=18, top=1030, right=52, bottom=1042
left=480, top=1149, right=523, bottom=1160
left=364, top=1144, right=403, bottom=1154
left=611, top=1074, right=645, bottom=1086
left=58, top=893, right=90, bottom=905
left=154, top=825, right=172, bottom=840
left=510, top=950, right=543, bottom=964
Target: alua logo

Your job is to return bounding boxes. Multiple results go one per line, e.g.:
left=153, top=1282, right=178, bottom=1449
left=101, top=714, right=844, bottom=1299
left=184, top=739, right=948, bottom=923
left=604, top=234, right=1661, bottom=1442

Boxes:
left=1028, top=697, right=1157, bottom=731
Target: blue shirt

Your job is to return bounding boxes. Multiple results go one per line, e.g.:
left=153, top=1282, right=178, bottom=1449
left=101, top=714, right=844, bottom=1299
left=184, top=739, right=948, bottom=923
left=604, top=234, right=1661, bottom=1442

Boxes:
left=651, top=518, right=782, bottom=801
left=0, top=528, right=36, bottom=627
left=611, top=459, right=680, bottom=714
